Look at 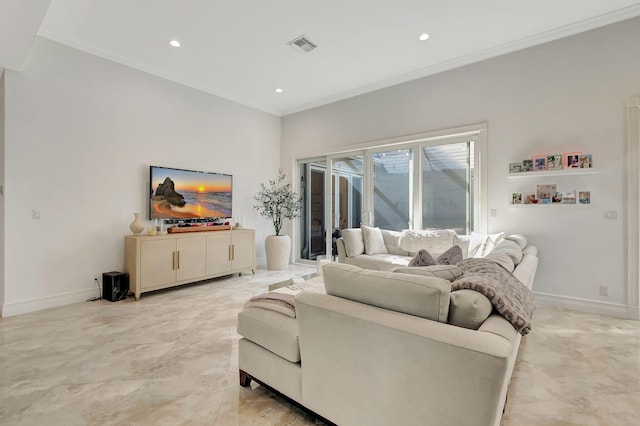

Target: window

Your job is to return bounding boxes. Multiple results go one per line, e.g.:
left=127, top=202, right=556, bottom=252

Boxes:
left=296, top=127, right=485, bottom=263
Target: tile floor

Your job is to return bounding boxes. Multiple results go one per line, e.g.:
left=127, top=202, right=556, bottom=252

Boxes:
left=1, top=265, right=639, bottom=425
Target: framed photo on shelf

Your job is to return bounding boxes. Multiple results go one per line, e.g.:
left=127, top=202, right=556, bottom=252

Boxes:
left=547, top=154, right=563, bottom=170
left=563, top=152, right=581, bottom=169
left=509, top=162, right=523, bottom=173
left=579, top=191, right=591, bottom=204
left=532, top=155, right=547, bottom=171
left=512, top=192, right=523, bottom=204
left=562, top=190, right=576, bottom=204
left=522, top=159, right=534, bottom=172
left=552, top=192, right=563, bottom=203
left=524, top=193, right=538, bottom=204
left=579, top=154, right=593, bottom=168
left=536, top=184, right=556, bottom=203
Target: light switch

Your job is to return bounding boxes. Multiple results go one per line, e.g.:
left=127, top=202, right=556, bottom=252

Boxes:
left=32, top=209, right=40, bottom=220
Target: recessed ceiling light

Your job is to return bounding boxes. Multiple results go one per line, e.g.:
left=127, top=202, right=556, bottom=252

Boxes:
left=169, top=40, right=181, bottom=47
left=419, top=33, right=430, bottom=41
left=275, top=88, right=283, bottom=93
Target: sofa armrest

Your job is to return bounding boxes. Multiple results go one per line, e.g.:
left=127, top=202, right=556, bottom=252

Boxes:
left=296, top=291, right=514, bottom=426
left=336, top=237, right=347, bottom=263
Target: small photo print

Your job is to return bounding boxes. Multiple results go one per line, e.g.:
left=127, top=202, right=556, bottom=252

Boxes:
left=512, top=192, right=523, bottom=204
left=509, top=162, right=523, bottom=173
left=563, top=152, right=581, bottom=169
left=579, top=154, right=593, bottom=168
left=533, top=155, right=547, bottom=171
left=579, top=191, right=591, bottom=204
left=536, top=184, right=556, bottom=203
left=552, top=192, right=563, bottom=203
left=547, top=154, right=563, bottom=170
left=562, top=190, right=577, bottom=204
left=524, top=193, right=538, bottom=204
left=522, top=159, right=534, bottom=172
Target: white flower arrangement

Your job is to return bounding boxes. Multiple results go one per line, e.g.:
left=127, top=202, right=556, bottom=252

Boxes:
left=253, top=171, right=302, bottom=236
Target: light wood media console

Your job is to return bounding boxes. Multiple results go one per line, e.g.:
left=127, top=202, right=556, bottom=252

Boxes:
left=124, top=228, right=255, bottom=300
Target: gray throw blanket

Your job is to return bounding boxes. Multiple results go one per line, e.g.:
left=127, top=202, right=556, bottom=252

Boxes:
left=452, top=258, right=535, bottom=335
left=245, top=292, right=297, bottom=317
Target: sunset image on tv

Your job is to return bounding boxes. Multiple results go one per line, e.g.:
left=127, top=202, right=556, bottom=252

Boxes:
left=150, top=166, right=232, bottom=219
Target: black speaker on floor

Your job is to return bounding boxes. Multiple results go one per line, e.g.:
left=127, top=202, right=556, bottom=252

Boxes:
left=102, top=271, right=129, bottom=302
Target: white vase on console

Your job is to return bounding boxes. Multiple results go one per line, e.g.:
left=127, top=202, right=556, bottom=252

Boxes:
left=129, top=213, right=145, bottom=235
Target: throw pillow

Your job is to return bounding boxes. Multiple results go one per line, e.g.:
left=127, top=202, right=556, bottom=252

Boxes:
left=408, top=249, right=437, bottom=267
left=362, top=225, right=388, bottom=255
left=436, top=245, right=463, bottom=265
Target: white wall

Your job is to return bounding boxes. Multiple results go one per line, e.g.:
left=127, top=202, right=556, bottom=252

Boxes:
left=2, top=37, right=280, bottom=316
left=282, top=17, right=640, bottom=316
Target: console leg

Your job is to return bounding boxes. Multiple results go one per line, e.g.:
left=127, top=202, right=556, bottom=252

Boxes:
left=239, top=370, right=252, bottom=387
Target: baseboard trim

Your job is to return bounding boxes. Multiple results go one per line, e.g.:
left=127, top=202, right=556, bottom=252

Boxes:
left=533, top=291, right=630, bottom=319
left=627, top=305, right=640, bottom=320
left=2, top=288, right=99, bottom=317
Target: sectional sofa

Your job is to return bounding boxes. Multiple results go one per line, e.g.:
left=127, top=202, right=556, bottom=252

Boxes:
left=237, top=227, right=537, bottom=426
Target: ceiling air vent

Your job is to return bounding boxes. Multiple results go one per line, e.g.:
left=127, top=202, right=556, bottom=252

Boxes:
left=287, top=35, right=317, bottom=53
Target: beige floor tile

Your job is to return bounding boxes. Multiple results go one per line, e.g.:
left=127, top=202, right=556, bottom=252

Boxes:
left=1, top=265, right=639, bottom=425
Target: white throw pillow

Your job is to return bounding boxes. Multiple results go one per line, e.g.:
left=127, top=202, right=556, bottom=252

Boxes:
left=362, top=225, right=388, bottom=255
left=381, top=229, right=407, bottom=255
left=399, top=229, right=456, bottom=254
left=469, top=232, right=505, bottom=258
left=505, top=234, right=528, bottom=250
left=341, top=228, right=364, bottom=257
left=490, top=239, right=523, bottom=265
left=453, top=234, right=471, bottom=258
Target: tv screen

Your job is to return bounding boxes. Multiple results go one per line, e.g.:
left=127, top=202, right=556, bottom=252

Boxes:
left=149, top=166, right=232, bottom=220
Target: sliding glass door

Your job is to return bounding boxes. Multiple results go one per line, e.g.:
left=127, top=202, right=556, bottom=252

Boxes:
left=298, top=156, right=363, bottom=260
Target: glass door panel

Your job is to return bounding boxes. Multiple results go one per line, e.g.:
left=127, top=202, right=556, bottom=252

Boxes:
left=299, top=161, right=326, bottom=260
left=373, top=149, right=412, bottom=231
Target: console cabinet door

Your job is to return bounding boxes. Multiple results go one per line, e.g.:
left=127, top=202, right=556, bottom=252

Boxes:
left=231, top=232, right=255, bottom=271
left=176, top=236, right=207, bottom=281
left=206, top=233, right=232, bottom=275
left=140, top=239, right=177, bottom=289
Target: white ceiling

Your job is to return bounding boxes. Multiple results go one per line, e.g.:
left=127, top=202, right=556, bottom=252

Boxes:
left=5, top=1, right=640, bottom=115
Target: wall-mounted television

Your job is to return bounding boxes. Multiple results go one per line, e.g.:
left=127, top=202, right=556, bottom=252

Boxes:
left=149, top=166, right=232, bottom=221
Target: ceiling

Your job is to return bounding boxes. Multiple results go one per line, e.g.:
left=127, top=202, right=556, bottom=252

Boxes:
left=4, top=1, right=640, bottom=116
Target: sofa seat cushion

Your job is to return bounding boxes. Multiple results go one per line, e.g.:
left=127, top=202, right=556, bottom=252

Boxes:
left=323, top=263, right=451, bottom=323
left=345, top=253, right=411, bottom=271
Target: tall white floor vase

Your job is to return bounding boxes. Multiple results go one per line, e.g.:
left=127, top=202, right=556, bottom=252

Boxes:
left=265, top=235, right=291, bottom=270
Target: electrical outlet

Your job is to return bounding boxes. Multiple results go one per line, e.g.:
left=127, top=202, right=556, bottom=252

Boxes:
left=599, top=285, right=609, bottom=297
left=92, top=274, right=100, bottom=284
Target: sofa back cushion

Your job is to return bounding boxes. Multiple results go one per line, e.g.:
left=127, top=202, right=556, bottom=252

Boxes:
left=398, top=229, right=457, bottom=254
left=341, top=228, right=364, bottom=257
left=392, top=265, right=463, bottom=281
left=381, top=229, right=408, bottom=255
left=490, top=239, right=523, bottom=265
left=322, top=263, right=450, bottom=323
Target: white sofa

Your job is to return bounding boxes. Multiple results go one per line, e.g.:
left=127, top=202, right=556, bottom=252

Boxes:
left=237, top=229, right=537, bottom=426
left=336, top=226, right=510, bottom=270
